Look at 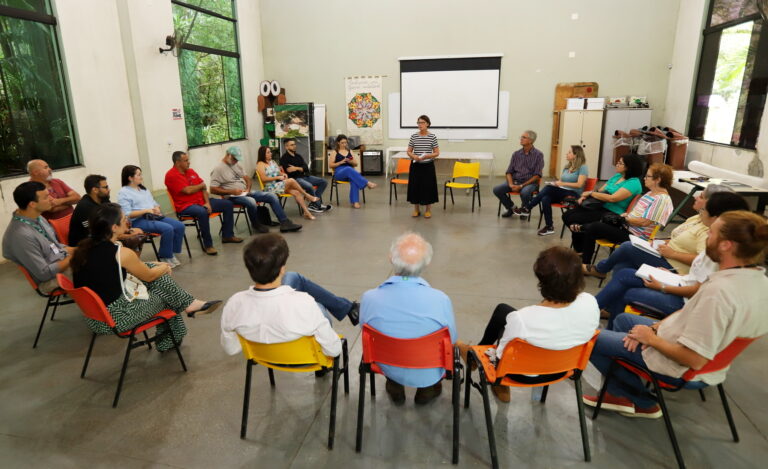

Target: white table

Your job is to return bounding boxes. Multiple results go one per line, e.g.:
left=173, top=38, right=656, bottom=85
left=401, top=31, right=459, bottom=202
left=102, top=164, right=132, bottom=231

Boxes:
left=385, top=149, right=495, bottom=181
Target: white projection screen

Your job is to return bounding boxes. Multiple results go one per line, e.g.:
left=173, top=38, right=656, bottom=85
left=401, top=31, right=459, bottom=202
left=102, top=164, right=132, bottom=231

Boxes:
left=400, top=55, right=502, bottom=129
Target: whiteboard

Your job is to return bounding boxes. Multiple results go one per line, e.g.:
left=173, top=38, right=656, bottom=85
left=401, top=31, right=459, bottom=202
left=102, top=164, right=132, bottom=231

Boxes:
left=313, top=104, right=326, bottom=142
left=388, top=91, right=509, bottom=140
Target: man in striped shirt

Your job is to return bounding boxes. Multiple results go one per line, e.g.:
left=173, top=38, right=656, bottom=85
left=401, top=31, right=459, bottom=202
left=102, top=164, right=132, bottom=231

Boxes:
left=493, top=130, right=544, bottom=219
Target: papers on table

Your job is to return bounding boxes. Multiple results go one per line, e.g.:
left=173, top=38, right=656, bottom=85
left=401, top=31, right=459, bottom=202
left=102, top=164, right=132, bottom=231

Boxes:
left=635, top=264, right=683, bottom=287
left=629, top=235, right=665, bottom=258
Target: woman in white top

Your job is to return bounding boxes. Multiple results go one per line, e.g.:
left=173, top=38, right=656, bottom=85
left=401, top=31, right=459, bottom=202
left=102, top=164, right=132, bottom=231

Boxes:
left=457, top=246, right=599, bottom=402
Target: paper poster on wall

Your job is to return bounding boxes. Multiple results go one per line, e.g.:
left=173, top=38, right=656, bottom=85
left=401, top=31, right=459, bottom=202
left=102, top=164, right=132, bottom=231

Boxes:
left=172, top=108, right=182, bottom=120
left=345, top=76, right=383, bottom=144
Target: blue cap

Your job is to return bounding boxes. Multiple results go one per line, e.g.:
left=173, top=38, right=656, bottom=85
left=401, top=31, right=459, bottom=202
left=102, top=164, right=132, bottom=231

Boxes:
left=227, top=146, right=243, bottom=161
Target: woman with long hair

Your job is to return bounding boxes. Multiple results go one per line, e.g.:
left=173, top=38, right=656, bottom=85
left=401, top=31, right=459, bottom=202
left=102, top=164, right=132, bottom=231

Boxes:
left=256, top=146, right=319, bottom=220
left=327, top=134, right=377, bottom=208
left=71, top=204, right=221, bottom=351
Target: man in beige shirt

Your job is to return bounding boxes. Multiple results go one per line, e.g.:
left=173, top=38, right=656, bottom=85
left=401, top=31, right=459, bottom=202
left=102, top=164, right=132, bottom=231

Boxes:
left=583, top=211, right=768, bottom=418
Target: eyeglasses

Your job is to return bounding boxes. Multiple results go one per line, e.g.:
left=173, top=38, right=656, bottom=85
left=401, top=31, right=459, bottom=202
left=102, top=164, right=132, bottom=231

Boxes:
left=520, top=136, right=531, bottom=140
left=644, top=174, right=654, bottom=179
left=615, top=161, right=625, bottom=166
left=100, top=185, right=109, bottom=189
left=417, top=121, right=427, bottom=124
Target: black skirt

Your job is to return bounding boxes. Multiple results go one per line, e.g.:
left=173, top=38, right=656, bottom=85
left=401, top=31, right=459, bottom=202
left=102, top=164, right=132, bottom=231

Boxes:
left=407, top=161, right=438, bottom=205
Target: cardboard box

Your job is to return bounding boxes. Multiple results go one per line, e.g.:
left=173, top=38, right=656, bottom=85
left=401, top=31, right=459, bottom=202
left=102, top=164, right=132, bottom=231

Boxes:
left=566, top=98, right=585, bottom=110
left=586, top=98, right=605, bottom=110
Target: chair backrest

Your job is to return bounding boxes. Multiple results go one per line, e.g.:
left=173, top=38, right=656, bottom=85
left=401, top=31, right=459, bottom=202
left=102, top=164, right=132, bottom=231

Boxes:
left=57, top=273, right=117, bottom=328
left=166, top=190, right=179, bottom=214
left=17, top=264, right=40, bottom=291
left=237, top=334, right=334, bottom=370
left=394, top=158, right=411, bottom=176
left=47, top=213, right=72, bottom=245
left=254, top=169, right=266, bottom=190
left=623, top=194, right=643, bottom=215
left=584, top=177, right=598, bottom=192
left=360, top=324, right=454, bottom=372
left=496, top=330, right=600, bottom=377
left=649, top=223, right=661, bottom=240
left=681, top=337, right=759, bottom=381
left=450, top=162, right=480, bottom=181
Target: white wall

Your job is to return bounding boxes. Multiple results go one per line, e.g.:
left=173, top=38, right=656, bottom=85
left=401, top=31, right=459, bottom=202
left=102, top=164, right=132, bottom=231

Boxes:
left=259, top=0, right=680, bottom=175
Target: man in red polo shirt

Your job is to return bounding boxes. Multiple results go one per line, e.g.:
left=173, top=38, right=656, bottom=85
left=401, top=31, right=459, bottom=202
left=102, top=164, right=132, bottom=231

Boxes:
left=27, top=159, right=81, bottom=220
left=165, top=151, right=242, bottom=255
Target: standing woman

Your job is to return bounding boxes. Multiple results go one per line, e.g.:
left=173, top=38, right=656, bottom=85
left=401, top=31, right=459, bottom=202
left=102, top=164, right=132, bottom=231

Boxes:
left=327, top=134, right=377, bottom=208
left=407, top=115, right=440, bottom=218
left=256, top=146, right=319, bottom=220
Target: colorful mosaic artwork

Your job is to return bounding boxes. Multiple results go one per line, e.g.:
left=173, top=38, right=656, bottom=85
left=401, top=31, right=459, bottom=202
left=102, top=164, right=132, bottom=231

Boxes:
left=347, top=93, right=381, bottom=128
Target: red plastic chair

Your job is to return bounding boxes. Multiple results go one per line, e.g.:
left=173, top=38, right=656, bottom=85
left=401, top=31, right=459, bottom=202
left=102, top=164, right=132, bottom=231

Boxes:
left=57, top=274, right=187, bottom=408
left=166, top=190, right=221, bottom=255
left=593, top=336, right=760, bottom=469
left=355, top=325, right=461, bottom=464
left=17, top=265, right=73, bottom=348
left=465, top=331, right=600, bottom=468
left=47, top=213, right=72, bottom=245
left=537, top=177, right=598, bottom=238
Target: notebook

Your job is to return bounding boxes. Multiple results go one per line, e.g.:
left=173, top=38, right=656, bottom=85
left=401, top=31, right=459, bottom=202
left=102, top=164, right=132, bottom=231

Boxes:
left=629, top=235, right=665, bottom=257
left=635, top=264, right=683, bottom=286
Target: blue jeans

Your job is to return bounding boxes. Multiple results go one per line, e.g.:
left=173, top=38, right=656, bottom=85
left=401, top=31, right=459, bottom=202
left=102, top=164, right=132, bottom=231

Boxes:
left=596, top=268, right=685, bottom=328
left=596, top=241, right=673, bottom=274
left=179, top=198, right=234, bottom=247
left=130, top=217, right=186, bottom=258
left=524, top=185, right=576, bottom=226
left=230, top=191, right=288, bottom=224
left=282, top=271, right=353, bottom=321
left=493, top=181, right=538, bottom=210
left=589, top=313, right=686, bottom=408
left=295, top=175, right=328, bottom=204
left=334, top=166, right=368, bottom=204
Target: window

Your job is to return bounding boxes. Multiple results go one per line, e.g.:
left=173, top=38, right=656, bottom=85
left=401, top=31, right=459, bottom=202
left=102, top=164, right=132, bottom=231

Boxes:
left=172, top=0, right=245, bottom=147
left=689, top=0, right=767, bottom=149
left=0, top=0, right=79, bottom=178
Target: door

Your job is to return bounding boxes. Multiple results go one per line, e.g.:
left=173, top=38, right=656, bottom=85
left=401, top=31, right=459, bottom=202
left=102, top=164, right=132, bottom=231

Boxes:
left=557, top=111, right=583, bottom=176
left=580, top=111, right=603, bottom=179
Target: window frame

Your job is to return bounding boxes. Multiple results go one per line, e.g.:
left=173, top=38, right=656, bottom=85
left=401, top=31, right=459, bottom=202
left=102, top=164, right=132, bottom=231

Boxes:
left=171, top=0, right=247, bottom=148
left=687, top=2, right=766, bottom=150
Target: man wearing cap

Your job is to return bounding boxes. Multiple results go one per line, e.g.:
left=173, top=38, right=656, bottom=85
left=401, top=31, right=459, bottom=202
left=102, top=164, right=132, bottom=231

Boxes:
left=210, top=146, right=302, bottom=233
left=280, top=138, right=331, bottom=212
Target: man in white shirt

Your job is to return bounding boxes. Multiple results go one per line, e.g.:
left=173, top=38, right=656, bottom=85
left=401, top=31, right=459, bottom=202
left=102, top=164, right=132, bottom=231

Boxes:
left=221, top=234, right=357, bottom=359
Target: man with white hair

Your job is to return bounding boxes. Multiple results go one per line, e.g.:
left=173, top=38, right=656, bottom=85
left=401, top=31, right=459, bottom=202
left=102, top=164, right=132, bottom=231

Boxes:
left=492, top=130, right=544, bottom=219
left=27, top=159, right=81, bottom=220
left=360, top=232, right=457, bottom=405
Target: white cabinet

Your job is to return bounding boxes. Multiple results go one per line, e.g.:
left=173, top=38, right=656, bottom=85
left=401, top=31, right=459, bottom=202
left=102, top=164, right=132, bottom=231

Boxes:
left=599, top=108, right=652, bottom=179
left=556, top=110, right=603, bottom=178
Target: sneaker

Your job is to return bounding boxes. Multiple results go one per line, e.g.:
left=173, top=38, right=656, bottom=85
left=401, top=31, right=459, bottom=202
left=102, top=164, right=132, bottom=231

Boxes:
left=159, top=258, right=177, bottom=268
left=414, top=382, right=442, bottom=405
left=307, top=202, right=323, bottom=213
left=169, top=255, right=181, bottom=267
left=537, top=225, right=555, bottom=236
left=518, top=207, right=530, bottom=220
left=279, top=219, right=302, bottom=232
left=582, top=393, right=635, bottom=414
left=252, top=222, right=269, bottom=234
left=385, top=378, right=406, bottom=406
left=321, top=204, right=333, bottom=212
left=491, top=385, right=510, bottom=403
left=501, top=208, right=515, bottom=218
left=347, top=301, right=360, bottom=326
left=620, top=404, right=663, bottom=419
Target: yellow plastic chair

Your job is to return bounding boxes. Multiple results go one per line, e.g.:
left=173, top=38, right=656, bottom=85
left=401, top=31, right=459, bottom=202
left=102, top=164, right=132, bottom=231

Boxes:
left=593, top=221, right=661, bottom=287
left=255, top=168, right=294, bottom=209
left=330, top=169, right=366, bottom=206
left=238, top=334, right=349, bottom=449
left=443, top=162, right=481, bottom=212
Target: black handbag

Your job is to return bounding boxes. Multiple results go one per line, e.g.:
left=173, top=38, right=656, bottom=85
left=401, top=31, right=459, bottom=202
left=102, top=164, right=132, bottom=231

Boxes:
left=256, top=205, right=279, bottom=226
left=580, top=196, right=603, bottom=211
left=601, top=212, right=625, bottom=227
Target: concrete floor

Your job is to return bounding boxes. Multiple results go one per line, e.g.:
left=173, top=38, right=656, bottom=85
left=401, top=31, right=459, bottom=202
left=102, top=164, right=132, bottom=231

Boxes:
left=1, top=175, right=766, bottom=468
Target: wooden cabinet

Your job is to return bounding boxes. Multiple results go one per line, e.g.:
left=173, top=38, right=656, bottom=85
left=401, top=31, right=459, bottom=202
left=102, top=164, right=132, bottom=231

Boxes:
left=555, top=110, right=603, bottom=178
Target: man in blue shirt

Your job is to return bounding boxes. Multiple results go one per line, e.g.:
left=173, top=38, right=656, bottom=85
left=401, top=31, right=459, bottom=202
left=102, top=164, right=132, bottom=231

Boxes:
left=360, top=232, right=456, bottom=405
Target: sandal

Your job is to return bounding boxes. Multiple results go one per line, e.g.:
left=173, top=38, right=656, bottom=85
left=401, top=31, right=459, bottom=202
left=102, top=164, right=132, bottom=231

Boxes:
left=583, top=264, right=607, bottom=279
left=187, top=300, right=222, bottom=318
left=412, top=209, right=421, bottom=217
left=303, top=212, right=316, bottom=220
left=424, top=211, right=432, bottom=219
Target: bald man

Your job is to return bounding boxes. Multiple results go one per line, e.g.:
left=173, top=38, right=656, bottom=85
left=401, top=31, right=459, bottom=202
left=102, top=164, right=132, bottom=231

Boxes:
left=360, top=232, right=457, bottom=405
left=27, top=159, right=81, bottom=220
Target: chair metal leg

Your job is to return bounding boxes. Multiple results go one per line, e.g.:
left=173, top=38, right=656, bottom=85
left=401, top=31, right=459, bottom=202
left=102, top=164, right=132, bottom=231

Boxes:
left=182, top=232, right=192, bottom=258
left=471, top=187, right=476, bottom=212
left=328, top=357, right=340, bottom=449
left=389, top=183, right=393, bottom=205
left=81, top=333, right=97, bottom=378
left=143, top=331, right=152, bottom=350
left=449, top=187, right=455, bottom=205
left=194, top=220, right=205, bottom=252
left=241, top=360, right=253, bottom=439
left=50, top=294, right=60, bottom=321
left=464, top=354, right=474, bottom=409
left=717, top=384, right=740, bottom=442
left=355, top=366, right=367, bottom=452
left=699, top=388, right=707, bottom=402
left=592, top=361, right=616, bottom=420
left=540, top=385, right=550, bottom=403
left=362, top=187, right=366, bottom=203
left=342, top=339, right=350, bottom=394
left=478, top=370, right=499, bottom=469
left=452, top=356, right=460, bottom=464
left=574, top=376, right=591, bottom=461
left=167, top=325, right=187, bottom=371
left=370, top=372, right=376, bottom=397
left=443, top=185, right=448, bottom=210
left=113, top=334, right=136, bottom=407
left=650, top=377, right=685, bottom=469
left=33, top=297, right=53, bottom=348
left=268, top=368, right=275, bottom=387
left=149, top=237, right=160, bottom=262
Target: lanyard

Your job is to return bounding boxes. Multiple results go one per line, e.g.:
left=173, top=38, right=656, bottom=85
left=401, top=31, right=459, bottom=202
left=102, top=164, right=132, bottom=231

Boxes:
left=13, top=214, right=56, bottom=244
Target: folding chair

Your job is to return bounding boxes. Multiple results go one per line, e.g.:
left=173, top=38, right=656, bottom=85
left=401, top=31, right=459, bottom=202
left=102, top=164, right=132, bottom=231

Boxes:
left=389, top=158, right=411, bottom=205
left=355, top=325, right=461, bottom=464
left=464, top=331, right=600, bottom=469
left=593, top=336, right=761, bottom=469
left=238, top=335, right=349, bottom=449
left=166, top=191, right=219, bottom=253
left=537, top=177, right=598, bottom=238
left=47, top=213, right=72, bottom=245
left=443, top=162, right=481, bottom=212
left=17, top=265, right=73, bottom=348
left=331, top=169, right=366, bottom=206
left=57, top=274, right=187, bottom=408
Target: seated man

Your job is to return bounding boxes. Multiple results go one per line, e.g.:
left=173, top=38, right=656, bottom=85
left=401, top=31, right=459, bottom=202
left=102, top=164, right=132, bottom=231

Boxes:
left=165, top=150, right=242, bottom=255
left=492, top=130, right=544, bottom=219
left=280, top=138, right=331, bottom=212
left=2, top=181, right=74, bottom=293
left=584, top=211, right=768, bottom=419
left=221, top=233, right=359, bottom=359
left=209, top=146, right=302, bottom=234
left=27, top=159, right=81, bottom=220
left=69, top=174, right=143, bottom=247
left=360, top=232, right=456, bottom=405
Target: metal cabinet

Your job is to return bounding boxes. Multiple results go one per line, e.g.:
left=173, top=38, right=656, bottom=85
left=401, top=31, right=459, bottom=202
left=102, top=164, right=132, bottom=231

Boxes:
left=556, top=110, right=604, bottom=178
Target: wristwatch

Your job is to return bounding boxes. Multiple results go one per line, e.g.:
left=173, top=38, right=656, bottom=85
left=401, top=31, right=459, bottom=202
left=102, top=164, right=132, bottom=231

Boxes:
left=660, top=284, right=666, bottom=293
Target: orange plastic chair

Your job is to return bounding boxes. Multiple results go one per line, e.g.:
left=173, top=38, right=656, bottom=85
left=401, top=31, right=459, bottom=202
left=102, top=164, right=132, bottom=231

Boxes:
left=57, top=274, right=187, bottom=408
left=496, top=185, right=539, bottom=221
left=537, top=177, right=598, bottom=238
left=47, top=213, right=72, bottom=245
left=594, top=336, right=761, bottom=469
left=465, top=331, right=600, bottom=468
left=238, top=335, right=349, bottom=448
left=389, top=158, right=411, bottom=205
left=166, top=190, right=219, bottom=254
left=17, top=265, right=73, bottom=348
left=355, top=325, right=461, bottom=464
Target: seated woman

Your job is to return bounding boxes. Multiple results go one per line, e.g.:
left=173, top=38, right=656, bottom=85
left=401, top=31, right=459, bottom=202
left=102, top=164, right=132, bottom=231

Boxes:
left=596, top=192, right=750, bottom=327
left=71, top=204, right=221, bottom=351
left=456, top=246, right=599, bottom=402
left=585, top=184, right=735, bottom=279
left=328, top=134, right=377, bottom=209
left=578, top=163, right=674, bottom=270
left=118, top=165, right=186, bottom=267
left=564, top=154, right=644, bottom=252
left=522, top=145, right=589, bottom=236
left=256, top=146, right=318, bottom=220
